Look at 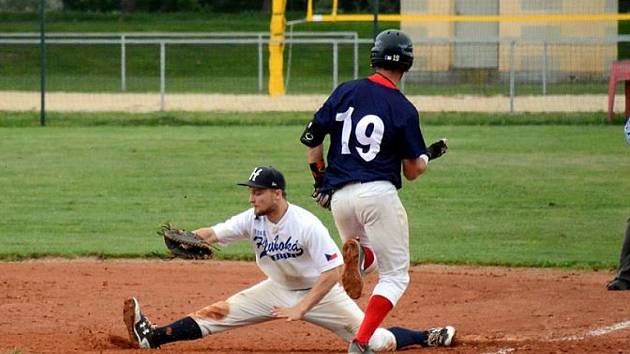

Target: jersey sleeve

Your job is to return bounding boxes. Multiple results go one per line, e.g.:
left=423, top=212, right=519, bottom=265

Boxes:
left=211, top=209, right=252, bottom=245
left=398, top=109, right=427, bottom=159
left=304, top=221, right=344, bottom=273
left=313, top=83, right=345, bottom=130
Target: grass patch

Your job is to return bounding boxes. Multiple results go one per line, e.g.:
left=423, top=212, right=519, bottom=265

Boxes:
left=0, top=11, right=379, bottom=36
left=0, top=111, right=625, bottom=128
left=0, top=117, right=628, bottom=269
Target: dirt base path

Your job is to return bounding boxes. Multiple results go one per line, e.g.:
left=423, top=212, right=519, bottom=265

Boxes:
left=0, top=260, right=628, bottom=354
left=0, top=91, right=621, bottom=113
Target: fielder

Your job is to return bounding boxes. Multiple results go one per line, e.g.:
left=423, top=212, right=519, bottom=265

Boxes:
left=300, top=29, right=448, bottom=353
left=124, top=166, right=455, bottom=351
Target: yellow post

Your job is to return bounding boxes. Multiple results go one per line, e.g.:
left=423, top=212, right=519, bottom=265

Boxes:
left=306, top=0, right=313, bottom=22
left=269, top=0, right=286, bottom=96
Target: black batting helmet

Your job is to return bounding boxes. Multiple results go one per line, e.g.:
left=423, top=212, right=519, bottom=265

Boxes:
left=370, top=29, right=414, bottom=72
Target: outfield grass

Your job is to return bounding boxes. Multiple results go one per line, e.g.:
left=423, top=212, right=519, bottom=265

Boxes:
left=1, top=111, right=626, bottom=128
left=0, top=11, right=380, bottom=93
left=0, top=112, right=628, bottom=269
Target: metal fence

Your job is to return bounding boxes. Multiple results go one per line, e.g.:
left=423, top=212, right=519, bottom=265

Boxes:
left=0, top=32, right=627, bottom=112
left=0, top=32, right=359, bottom=96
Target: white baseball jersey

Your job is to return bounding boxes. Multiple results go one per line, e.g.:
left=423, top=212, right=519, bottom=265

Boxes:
left=212, top=203, right=344, bottom=290
left=191, top=202, right=397, bottom=351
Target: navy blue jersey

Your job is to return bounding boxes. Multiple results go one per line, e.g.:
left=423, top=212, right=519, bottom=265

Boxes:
left=312, top=74, right=427, bottom=192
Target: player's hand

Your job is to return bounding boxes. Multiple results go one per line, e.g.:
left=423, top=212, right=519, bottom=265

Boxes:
left=272, top=306, right=306, bottom=321
left=312, top=188, right=331, bottom=210
left=426, top=138, right=448, bottom=161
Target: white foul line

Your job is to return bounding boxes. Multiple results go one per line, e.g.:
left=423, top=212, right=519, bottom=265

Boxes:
left=484, top=320, right=630, bottom=354
left=552, top=320, right=630, bottom=342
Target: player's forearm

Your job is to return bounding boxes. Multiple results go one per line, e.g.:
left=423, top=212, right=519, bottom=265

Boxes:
left=402, top=156, right=428, bottom=181
left=306, top=145, right=324, bottom=164
left=295, top=266, right=340, bottom=314
left=192, top=227, right=219, bottom=245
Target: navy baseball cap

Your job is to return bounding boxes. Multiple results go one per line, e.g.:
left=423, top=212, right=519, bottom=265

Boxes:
left=237, top=166, right=286, bottom=190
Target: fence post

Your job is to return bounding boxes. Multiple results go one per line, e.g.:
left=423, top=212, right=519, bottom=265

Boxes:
left=39, top=0, right=46, bottom=126
left=353, top=33, right=358, bottom=80
left=333, top=40, right=338, bottom=91
left=160, top=41, right=165, bottom=112
left=258, top=34, right=263, bottom=92
left=542, top=41, right=547, bottom=96
left=121, top=34, right=126, bottom=92
left=509, top=40, right=515, bottom=113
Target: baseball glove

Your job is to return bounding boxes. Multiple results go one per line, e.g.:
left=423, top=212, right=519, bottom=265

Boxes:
left=158, top=223, right=215, bottom=259
left=426, top=138, right=448, bottom=161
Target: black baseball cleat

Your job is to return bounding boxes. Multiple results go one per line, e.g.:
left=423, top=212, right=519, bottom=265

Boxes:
left=123, top=297, right=156, bottom=349
left=607, top=278, right=630, bottom=291
left=426, top=326, right=456, bottom=347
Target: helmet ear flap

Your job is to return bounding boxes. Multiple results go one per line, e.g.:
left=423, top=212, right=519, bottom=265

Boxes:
left=370, top=29, right=414, bottom=72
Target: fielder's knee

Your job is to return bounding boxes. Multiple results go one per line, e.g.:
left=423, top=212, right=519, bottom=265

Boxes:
left=190, top=301, right=230, bottom=336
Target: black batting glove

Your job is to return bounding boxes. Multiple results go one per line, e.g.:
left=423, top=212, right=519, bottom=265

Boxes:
left=308, top=160, right=331, bottom=210
left=426, top=138, right=448, bottom=161
left=311, top=189, right=331, bottom=210
left=309, top=160, right=325, bottom=189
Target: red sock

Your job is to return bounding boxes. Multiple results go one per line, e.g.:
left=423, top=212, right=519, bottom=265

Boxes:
left=361, top=246, right=375, bottom=270
left=354, top=295, right=393, bottom=345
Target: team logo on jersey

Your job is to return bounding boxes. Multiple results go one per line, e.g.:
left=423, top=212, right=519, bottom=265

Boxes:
left=325, top=253, right=338, bottom=261
left=253, top=233, right=304, bottom=261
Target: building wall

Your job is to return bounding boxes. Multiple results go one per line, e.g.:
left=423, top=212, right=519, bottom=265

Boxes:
left=401, top=0, right=454, bottom=71
left=401, top=0, right=617, bottom=76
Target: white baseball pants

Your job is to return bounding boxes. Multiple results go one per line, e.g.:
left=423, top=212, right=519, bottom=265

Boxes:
left=191, top=279, right=397, bottom=351
left=330, top=181, right=410, bottom=306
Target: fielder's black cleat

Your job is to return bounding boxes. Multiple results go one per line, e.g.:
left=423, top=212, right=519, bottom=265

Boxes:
left=607, top=278, right=630, bottom=291
left=123, top=297, right=157, bottom=348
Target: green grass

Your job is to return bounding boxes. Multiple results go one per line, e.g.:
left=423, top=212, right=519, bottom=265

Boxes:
left=1, top=111, right=626, bottom=128
left=0, top=112, right=628, bottom=269
left=0, top=41, right=374, bottom=93
left=0, top=11, right=380, bottom=94
left=0, top=11, right=379, bottom=36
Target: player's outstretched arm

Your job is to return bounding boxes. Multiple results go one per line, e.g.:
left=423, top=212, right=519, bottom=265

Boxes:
left=272, top=266, right=340, bottom=321
left=191, top=227, right=220, bottom=245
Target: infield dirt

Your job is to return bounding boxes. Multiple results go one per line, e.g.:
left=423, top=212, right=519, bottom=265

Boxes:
left=0, top=260, right=628, bottom=354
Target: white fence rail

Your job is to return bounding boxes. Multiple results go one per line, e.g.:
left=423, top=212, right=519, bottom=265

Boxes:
left=1, top=32, right=629, bottom=112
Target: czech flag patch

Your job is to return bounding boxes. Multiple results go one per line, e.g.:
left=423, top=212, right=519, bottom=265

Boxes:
left=325, top=253, right=338, bottom=261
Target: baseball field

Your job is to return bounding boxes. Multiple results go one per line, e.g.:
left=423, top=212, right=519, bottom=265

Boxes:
left=0, top=111, right=629, bottom=353
left=1, top=9, right=630, bottom=354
